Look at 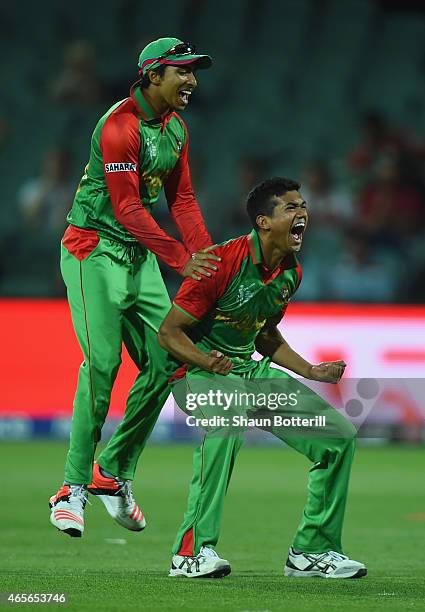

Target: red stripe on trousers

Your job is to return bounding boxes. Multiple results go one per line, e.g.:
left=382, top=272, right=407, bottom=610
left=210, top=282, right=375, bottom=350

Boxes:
left=178, top=528, right=194, bottom=556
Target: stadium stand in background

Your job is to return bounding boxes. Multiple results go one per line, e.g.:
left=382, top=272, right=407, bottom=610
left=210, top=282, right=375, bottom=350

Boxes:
left=0, top=0, right=424, bottom=300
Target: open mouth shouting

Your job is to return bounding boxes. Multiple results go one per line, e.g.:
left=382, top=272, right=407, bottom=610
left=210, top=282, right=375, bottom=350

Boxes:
left=177, top=87, right=193, bottom=106
left=289, top=217, right=307, bottom=247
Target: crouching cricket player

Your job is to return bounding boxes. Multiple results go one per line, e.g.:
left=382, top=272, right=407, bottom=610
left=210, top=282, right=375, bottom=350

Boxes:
left=158, top=177, right=367, bottom=579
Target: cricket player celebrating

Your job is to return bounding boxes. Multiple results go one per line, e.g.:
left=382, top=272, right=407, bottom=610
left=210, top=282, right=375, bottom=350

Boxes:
left=158, top=178, right=367, bottom=579
left=49, top=38, right=220, bottom=537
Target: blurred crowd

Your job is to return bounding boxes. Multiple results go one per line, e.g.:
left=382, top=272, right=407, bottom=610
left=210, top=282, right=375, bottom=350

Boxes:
left=2, top=31, right=425, bottom=302
left=297, top=111, right=425, bottom=303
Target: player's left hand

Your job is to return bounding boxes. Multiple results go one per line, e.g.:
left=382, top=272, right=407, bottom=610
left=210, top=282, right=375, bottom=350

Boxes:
left=309, top=360, right=346, bottom=384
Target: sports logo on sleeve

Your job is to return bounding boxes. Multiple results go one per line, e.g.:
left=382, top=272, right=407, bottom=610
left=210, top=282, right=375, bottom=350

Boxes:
left=104, top=162, right=137, bottom=173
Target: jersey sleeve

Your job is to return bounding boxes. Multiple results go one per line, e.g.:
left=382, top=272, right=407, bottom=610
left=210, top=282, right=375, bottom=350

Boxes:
left=173, top=236, right=249, bottom=321
left=173, top=273, right=220, bottom=322
left=164, top=118, right=212, bottom=254
left=100, top=110, right=191, bottom=274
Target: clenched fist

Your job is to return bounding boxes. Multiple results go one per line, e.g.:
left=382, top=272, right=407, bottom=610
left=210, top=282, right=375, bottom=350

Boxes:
left=205, top=350, right=233, bottom=375
left=309, top=360, right=346, bottom=384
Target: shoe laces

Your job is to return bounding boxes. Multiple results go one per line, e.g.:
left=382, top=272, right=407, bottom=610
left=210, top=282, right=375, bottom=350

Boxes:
left=69, top=485, right=89, bottom=508
left=118, top=480, right=135, bottom=510
left=199, top=546, right=219, bottom=559
left=326, top=551, right=348, bottom=562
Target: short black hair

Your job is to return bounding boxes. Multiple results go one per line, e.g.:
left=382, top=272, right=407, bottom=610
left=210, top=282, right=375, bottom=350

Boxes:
left=140, top=64, right=167, bottom=89
left=246, top=177, right=301, bottom=229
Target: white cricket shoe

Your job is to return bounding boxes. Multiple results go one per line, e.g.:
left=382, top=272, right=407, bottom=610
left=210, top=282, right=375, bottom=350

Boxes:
left=169, top=546, right=231, bottom=578
left=88, top=462, right=146, bottom=532
left=49, top=484, right=87, bottom=538
left=284, top=547, right=367, bottom=579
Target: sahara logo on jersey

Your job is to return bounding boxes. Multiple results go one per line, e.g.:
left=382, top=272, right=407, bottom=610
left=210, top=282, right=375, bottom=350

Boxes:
left=105, top=162, right=137, bottom=172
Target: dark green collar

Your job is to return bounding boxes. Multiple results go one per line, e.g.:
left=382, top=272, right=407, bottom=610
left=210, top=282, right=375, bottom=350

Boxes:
left=248, top=229, right=297, bottom=272
left=130, top=83, right=171, bottom=123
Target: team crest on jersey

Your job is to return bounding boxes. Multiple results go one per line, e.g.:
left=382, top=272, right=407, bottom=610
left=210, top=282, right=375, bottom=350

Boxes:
left=176, top=139, right=183, bottom=152
left=105, top=162, right=137, bottom=172
left=281, top=287, right=290, bottom=301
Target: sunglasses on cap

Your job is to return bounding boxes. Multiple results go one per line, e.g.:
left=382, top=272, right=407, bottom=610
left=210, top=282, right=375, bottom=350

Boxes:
left=138, top=41, right=198, bottom=78
left=157, top=42, right=196, bottom=60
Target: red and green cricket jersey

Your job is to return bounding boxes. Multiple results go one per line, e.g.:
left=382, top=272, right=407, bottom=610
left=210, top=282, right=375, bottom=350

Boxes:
left=67, top=84, right=211, bottom=273
left=174, top=229, right=302, bottom=362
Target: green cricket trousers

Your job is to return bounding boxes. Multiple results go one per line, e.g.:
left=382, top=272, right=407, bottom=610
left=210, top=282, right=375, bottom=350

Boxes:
left=172, top=358, right=357, bottom=555
left=60, top=234, right=173, bottom=484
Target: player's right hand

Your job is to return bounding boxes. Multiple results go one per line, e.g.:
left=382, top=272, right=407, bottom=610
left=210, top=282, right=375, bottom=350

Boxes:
left=205, top=350, right=233, bottom=375
left=183, top=245, right=221, bottom=281
left=310, top=360, right=346, bottom=384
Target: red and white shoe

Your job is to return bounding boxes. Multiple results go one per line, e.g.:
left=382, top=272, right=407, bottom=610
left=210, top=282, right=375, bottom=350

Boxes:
left=88, top=463, right=146, bottom=532
left=49, top=484, right=87, bottom=538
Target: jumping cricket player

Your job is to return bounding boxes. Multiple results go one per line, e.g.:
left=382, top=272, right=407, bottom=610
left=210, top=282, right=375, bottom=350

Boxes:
left=158, top=177, right=367, bottom=579
left=49, top=38, right=220, bottom=537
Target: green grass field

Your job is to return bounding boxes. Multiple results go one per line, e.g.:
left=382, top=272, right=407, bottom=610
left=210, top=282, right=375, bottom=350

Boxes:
left=0, top=442, right=423, bottom=611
